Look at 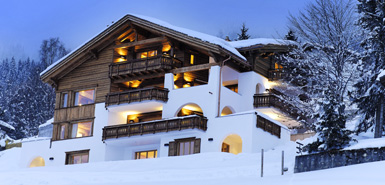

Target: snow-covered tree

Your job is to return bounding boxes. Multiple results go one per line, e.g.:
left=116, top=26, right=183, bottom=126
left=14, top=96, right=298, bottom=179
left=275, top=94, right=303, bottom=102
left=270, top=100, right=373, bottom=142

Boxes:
left=237, top=23, right=251, bottom=40
left=284, top=29, right=298, bottom=41
left=280, top=0, right=361, bottom=152
left=353, top=0, right=385, bottom=136
left=40, top=37, right=69, bottom=69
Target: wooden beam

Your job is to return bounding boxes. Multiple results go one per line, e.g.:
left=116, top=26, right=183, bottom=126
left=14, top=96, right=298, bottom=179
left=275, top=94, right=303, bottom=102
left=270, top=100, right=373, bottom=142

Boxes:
left=112, top=72, right=167, bottom=83
left=172, top=63, right=218, bottom=74
left=114, top=37, right=166, bottom=49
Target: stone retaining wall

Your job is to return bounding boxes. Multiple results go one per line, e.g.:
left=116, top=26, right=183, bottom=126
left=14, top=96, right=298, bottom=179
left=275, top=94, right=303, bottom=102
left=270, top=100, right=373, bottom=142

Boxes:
left=294, top=147, right=385, bottom=173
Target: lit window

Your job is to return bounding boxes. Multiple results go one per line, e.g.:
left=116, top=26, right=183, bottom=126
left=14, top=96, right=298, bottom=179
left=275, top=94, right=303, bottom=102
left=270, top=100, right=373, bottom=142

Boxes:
left=135, top=150, right=157, bottom=160
left=74, top=89, right=95, bottom=106
left=66, top=150, right=89, bottom=165
left=190, top=54, right=194, bottom=65
left=61, top=93, right=68, bottom=108
left=59, top=125, right=66, bottom=140
left=178, top=140, right=195, bottom=156
left=139, top=50, right=157, bottom=59
left=71, top=121, right=92, bottom=138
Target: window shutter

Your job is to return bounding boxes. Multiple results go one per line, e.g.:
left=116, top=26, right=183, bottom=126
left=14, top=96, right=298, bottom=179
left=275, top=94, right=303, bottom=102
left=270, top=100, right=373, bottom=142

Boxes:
left=194, top=138, right=201, bottom=154
left=168, top=141, right=176, bottom=156
left=52, top=124, right=58, bottom=141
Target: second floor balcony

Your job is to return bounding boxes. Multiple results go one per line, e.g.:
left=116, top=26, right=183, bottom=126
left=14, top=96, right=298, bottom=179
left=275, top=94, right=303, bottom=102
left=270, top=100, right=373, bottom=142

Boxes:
left=253, top=90, right=305, bottom=121
left=106, top=87, right=169, bottom=107
left=268, top=69, right=284, bottom=81
left=102, top=115, right=208, bottom=140
left=109, top=55, right=180, bottom=80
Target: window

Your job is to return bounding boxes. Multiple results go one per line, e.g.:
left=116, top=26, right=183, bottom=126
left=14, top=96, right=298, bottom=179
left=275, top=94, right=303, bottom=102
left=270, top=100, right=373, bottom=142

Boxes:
left=178, top=140, right=195, bottom=155
left=74, top=89, right=95, bottom=106
left=224, top=84, right=238, bottom=93
left=66, top=150, right=89, bottom=165
left=61, top=93, right=68, bottom=108
left=59, top=125, right=66, bottom=140
left=138, top=50, right=157, bottom=59
left=71, top=121, right=92, bottom=138
left=135, top=150, right=157, bottom=160
left=221, top=143, right=230, bottom=153
left=190, top=54, right=194, bottom=65
left=168, top=138, right=201, bottom=156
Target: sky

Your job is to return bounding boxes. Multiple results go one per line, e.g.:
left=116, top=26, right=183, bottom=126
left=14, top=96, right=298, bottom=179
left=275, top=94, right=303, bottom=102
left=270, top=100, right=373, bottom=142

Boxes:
left=0, top=0, right=311, bottom=62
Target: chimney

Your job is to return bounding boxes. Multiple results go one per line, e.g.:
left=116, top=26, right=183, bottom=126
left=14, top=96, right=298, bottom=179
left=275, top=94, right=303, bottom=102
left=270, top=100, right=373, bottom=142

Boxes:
left=225, top=36, right=231, bottom=41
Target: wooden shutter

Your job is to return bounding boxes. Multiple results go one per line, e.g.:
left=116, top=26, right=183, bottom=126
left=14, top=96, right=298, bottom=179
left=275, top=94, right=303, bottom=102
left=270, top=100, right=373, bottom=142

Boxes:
left=194, top=138, right=201, bottom=154
left=168, top=141, right=177, bottom=156
left=52, top=124, right=58, bottom=141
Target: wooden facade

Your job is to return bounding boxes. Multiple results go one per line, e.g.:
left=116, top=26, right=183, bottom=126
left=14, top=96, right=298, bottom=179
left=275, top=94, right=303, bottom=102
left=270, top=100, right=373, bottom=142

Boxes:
left=257, top=115, right=281, bottom=138
left=106, top=87, right=169, bottom=107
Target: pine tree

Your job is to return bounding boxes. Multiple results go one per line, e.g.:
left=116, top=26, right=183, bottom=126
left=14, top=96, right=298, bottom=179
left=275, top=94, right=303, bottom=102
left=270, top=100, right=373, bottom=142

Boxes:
left=353, top=0, right=385, bottom=134
left=237, top=23, right=251, bottom=40
left=284, top=29, right=297, bottom=41
left=280, top=0, right=361, bottom=152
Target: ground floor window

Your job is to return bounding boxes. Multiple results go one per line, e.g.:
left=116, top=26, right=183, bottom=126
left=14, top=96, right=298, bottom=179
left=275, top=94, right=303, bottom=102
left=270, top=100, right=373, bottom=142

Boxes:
left=135, top=150, right=157, bottom=159
left=221, top=143, right=230, bottom=153
left=168, top=138, right=201, bottom=156
left=66, top=150, right=90, bottom=165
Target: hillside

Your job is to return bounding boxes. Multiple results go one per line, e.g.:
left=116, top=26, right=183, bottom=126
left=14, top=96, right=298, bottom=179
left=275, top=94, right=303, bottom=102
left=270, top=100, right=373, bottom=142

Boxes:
left=1, top=139, right=384, bottom=185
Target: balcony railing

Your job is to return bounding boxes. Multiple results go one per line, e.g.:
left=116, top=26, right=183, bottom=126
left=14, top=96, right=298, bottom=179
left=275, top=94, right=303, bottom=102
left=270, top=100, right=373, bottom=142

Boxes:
left=106, top=87, right=169, bottom=107
left=254, top=90, right=305, bottom=121
left=257, top=115, right=281, bottom=138
left=102, top=115, right=208, bottom=140
left=109, top=55, right=180, bottom=79
left=268, top=69, right=285, bottom=81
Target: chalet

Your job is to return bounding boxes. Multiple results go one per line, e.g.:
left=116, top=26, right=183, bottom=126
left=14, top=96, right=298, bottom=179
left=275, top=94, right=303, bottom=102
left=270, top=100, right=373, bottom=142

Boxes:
left=20, top=14, right=304, bottom=167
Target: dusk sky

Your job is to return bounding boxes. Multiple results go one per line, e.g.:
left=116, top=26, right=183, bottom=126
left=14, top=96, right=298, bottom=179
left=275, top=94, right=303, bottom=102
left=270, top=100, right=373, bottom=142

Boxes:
left=0, top=0, right=311, bottom=61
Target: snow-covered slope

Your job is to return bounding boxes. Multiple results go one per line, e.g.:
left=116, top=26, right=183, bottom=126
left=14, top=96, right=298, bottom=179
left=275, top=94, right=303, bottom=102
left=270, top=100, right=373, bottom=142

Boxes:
left=1, top=140, right=384, bottom=185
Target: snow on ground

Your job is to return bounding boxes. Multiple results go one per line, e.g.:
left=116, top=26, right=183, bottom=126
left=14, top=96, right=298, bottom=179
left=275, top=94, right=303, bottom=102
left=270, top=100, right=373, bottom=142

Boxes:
left=1, top=140, right=384, bottom=185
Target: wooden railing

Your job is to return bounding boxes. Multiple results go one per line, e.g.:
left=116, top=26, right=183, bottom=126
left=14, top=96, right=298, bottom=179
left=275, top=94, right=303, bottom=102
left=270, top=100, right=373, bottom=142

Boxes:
left=105, top=87, right=169, bottom=107
left=102, top=115, right=208, bottom=140
left=268, top=69, right=285, bottom=81
left=254, top=90, right=305, bottom=121
left=109, top=56, right=180, bottom=78
left=257, top=115, right=281, bottom=138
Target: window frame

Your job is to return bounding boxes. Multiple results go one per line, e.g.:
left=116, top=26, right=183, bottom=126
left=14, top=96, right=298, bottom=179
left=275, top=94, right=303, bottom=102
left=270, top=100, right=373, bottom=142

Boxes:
left=73, top=89, right=95, bottom=107
left=70, top=120, right=94, bottom=139
left=65, top=149, right=90, bottom=165
left=137, top=50, right=158, bottom=59
left=60, top=92, right=69, bottom=108
left=134, top=150, right=158, bottom=160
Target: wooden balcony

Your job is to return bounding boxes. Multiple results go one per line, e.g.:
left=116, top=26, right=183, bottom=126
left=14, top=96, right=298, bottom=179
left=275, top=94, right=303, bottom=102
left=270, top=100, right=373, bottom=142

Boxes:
left=257, top=115, right=281, bottom=138
left=105, top=87, right=169, bottom=107
left=254, top=90, right=305, bottom=121
left=268, top=69, right=284, bottom=81
left=102, top=115, right=208, bottom=140
left=109, top=55, right=180, bottom=79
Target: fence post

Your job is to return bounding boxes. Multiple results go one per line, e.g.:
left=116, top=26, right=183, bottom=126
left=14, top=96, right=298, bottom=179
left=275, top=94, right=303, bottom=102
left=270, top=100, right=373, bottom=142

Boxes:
left=261, top=149, right=264, bottom=177
left=282, top=150, right=284, bottom=175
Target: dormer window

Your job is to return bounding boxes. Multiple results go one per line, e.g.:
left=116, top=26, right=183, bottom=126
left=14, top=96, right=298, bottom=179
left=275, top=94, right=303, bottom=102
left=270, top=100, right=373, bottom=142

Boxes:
left=138, top=50, right=157, bottom=59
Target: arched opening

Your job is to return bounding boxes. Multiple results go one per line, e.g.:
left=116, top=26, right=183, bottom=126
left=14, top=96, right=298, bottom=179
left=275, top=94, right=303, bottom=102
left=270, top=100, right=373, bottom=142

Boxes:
left=221, top=106, right=234, bottom=116
left=256, top=83, right=262, bottom=94
left=29, top=157, right=45, bottom=168
left=176, top=103, right=203, bottom=117
left=221, top=134, right=242, bottom=155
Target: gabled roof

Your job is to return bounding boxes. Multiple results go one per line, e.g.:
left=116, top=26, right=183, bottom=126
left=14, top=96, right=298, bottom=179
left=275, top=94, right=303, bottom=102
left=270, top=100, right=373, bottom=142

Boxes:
left=229, top=38, right=294, bottom=52
left=40, top=14, right=252, bottom=81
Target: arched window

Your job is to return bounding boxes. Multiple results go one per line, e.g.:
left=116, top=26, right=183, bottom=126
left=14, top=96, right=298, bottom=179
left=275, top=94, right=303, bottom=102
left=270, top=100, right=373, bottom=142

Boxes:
left=29, top=157, right=45, bottom=168
left=221, top=134, right=242, bottom=155
left=221, top=106, right=234, bottom=116
left=176, top=103, right=203, bottom=117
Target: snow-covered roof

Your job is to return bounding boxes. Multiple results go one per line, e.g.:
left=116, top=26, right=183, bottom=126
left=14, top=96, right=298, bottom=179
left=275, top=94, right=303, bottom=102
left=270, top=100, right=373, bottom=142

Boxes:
left=0, top=120, right=15, bottom=130
left=38, top=118, right=54, bottom=128
left=229, top=38, right=293, bottom=49
left=41, top=14, right=252, bottom=78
